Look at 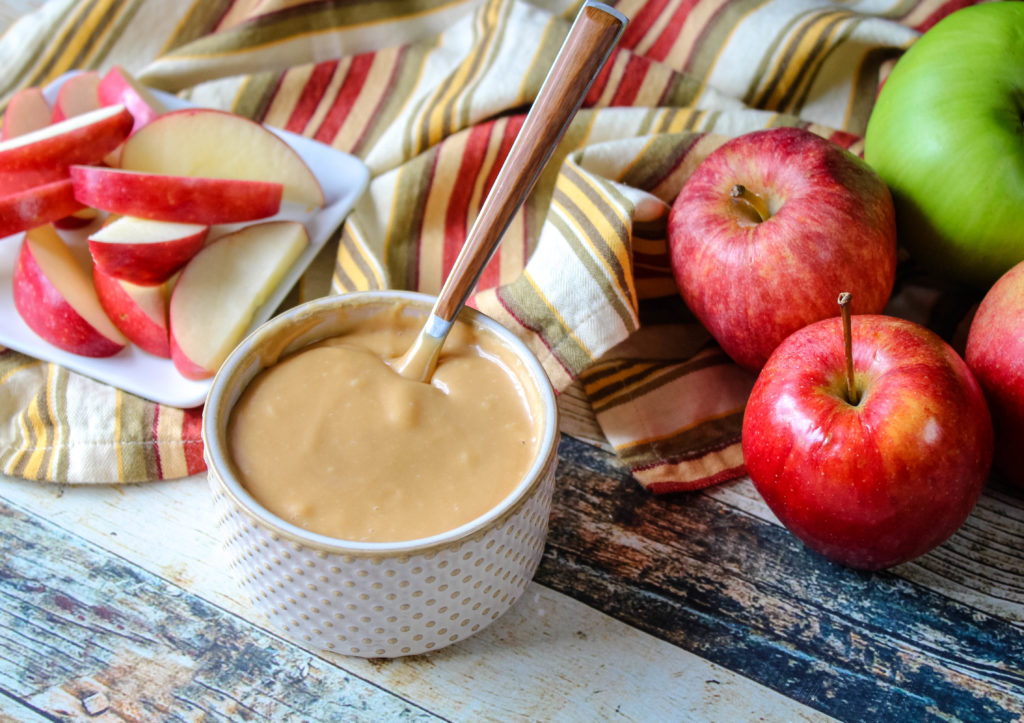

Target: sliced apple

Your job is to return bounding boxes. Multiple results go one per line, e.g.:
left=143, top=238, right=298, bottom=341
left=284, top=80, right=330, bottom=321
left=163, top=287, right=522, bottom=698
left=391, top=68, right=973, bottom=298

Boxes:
left=0, top=104, right=133, bottom=194
left=13, top=224, right=127, bottom=357
left=94, top=265, right=173, bottom=358
left=97, top=65, right=165, bottom=133
left=0, top=179, right=86, bottom=238
left=169, top=221, right=308, bottom=379
left=120, top=108, right=325, bottom=209
left=1, top=87, right=51, bottom=140
left=51, top=71, right=101, bottom=123
left=69, top=164, right=283, bottom=224
left=88, top=215, right=208, bottom=285
left=53, top=207, right=101, bottom=231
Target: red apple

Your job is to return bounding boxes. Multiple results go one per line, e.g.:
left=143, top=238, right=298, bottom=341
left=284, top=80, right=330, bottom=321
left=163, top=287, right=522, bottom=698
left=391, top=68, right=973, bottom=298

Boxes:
left=97, top=65, right=165, bottom=133
left=13, top=224, right=127, bottom=357
left=93, top=265, right=173, bottom=358
left=742, top=309, right=992, bottom=570
left=51, top=71, right=101, bottom=123
left=120, top=108, right=325, bottom=209
left=965, top=261, right=1024, bottom=488
left=70, top=165, right=283, bottom=224
left=668, top=127, right=897, bottom=371
left=0, top=104, right=133, bottom=194
left=0, top=179, right=85, bottom=238
left=88, top=216, right=208, bottom=285
left=1, top=86, right=51, bottom=140
left=169, top=221, right=308, bottom=379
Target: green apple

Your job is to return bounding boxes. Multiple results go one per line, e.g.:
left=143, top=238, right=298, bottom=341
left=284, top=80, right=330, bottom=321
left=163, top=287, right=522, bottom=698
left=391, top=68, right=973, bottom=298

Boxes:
left=864, top=2, right=1024, bottom=287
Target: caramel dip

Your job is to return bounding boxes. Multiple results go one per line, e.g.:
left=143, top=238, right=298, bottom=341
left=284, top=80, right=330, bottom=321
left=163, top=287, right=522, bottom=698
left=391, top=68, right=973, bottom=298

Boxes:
left=227, top=304, right=542, bottom=542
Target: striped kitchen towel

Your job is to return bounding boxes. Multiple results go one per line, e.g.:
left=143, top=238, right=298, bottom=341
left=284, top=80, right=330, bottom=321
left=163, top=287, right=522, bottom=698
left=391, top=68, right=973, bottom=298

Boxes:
left=0, top=0, right=977, bottom=486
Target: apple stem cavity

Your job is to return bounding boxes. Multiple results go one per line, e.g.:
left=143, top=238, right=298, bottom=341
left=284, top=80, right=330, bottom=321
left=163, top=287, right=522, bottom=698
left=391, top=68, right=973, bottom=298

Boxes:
left=838, top=292, right=860, bottom=406
left=730, top=184, right=770, bottom=223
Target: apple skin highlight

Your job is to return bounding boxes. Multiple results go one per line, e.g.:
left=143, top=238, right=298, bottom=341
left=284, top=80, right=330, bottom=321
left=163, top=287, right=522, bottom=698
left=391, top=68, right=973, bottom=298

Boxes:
left=742, top=315, right=993, bottom=570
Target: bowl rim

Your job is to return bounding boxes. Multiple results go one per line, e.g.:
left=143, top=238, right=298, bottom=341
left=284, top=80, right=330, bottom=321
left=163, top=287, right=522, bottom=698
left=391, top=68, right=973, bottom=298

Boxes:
left=202, top=289, right=560, bottom=556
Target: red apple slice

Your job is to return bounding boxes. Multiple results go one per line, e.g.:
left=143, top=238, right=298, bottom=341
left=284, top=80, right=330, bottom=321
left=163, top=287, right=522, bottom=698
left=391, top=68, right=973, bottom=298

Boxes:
left=13, top=224, right=127, bottom=357
left=94, top=265, right=173, bottom=357
left=88, top=215, right=208, bottom=285
left=97, top=66, right=165, bottom=133
left=1, top=87, right=51, bottom=140
left=169, top=221, right=309, bottom=379
left=70, top=165, right=283, bottom=224
left=51, top=71, right=101, bottom=123
left=0, top=104, right=133, bottom=194
left=53, top=207, right=101, bottom=231
left=46, top=72, right=111, bottom=220
left=120, top=108, right=325, bottom=209
left=0, top=179, right=86, bottom=238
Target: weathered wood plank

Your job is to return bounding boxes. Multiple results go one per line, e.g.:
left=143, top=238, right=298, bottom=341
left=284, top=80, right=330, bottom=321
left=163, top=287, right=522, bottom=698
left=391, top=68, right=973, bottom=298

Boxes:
left=0, top=691, right=53, bottom=722
left=901, top=482, right=1024, bottom=622
left=0, top=500, right=442, bottom=723
left=539, top=436, right=1024, bottom=723
left=0, top=475, right=833, bottom=722
left=708, top=474, right=1024, bottom=627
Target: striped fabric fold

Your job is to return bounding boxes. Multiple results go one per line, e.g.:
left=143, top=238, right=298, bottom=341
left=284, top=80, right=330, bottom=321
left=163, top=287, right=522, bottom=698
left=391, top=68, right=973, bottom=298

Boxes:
left=0, top=0, right=980, bottom=486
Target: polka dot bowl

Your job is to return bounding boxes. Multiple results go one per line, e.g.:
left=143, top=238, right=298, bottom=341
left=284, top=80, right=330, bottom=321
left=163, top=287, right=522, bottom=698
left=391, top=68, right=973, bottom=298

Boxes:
left=203, top=290, right=559, bottom=658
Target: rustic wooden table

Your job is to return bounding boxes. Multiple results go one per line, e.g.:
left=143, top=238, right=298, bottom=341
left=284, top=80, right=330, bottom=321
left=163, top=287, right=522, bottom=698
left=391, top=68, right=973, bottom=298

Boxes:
left=1, top=1, right=1022, bottom=717
left=2, top=429, right=1022, bottom=722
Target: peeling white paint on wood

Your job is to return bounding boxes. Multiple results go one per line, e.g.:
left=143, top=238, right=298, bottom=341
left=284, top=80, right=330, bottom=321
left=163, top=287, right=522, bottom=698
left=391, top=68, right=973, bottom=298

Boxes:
left=0, top=473, right=832, bottom=722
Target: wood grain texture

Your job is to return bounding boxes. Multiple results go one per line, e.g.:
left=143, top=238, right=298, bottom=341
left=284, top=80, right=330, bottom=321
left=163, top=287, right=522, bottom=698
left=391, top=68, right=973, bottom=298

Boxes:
left=0, top=474, right=833, bottom=722
left=0, top=501, right=439, bottom=722
left=706, top=473, right=1024, bottom=627
left=0, top=436, right=1020, bottom=721
left=539, top=436, right=1024, bottom=723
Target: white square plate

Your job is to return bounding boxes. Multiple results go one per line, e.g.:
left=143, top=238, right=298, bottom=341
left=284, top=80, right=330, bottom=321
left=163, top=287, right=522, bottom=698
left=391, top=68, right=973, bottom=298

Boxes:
left=0, top=73, right=369, bottom=408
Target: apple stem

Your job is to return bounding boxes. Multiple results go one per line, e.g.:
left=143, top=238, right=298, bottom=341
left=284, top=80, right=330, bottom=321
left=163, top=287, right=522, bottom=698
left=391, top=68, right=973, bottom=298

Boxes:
left=838, top=292, right=859, bottom=405
left=730, top=184, right=770, bottom=223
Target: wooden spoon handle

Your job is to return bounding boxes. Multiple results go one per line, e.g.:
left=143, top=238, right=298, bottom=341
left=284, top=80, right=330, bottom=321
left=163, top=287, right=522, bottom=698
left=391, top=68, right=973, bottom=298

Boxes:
left=431, top=0, right=627, bottom=322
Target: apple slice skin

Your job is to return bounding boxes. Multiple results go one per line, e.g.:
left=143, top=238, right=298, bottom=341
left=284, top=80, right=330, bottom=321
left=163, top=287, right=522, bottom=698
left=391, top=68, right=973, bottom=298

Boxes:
left=70, top=165, right=283, bottom=225
left=51, top=71, right=101, bottom=123
left=88, top=219, right=208, bottom=286
left=13, top=229, right=126, bottom=358
left=668, top=127, right=897, bottom=372
left=0, top=179, right=86, bottom=238
left=0, top=104, right=133, bottom=194
left=53, top=207, right=101, bottom=231
left=93, top=265, right=171, bottom=358
left=742, top=315, right=992, bottom=571
left=169, top=334, right=215, bottom=380
left=120, top=108, right=325, bottom=208
left=97, top=66, right=165, bottom=133
left=1, top=87, right=51, bottom=140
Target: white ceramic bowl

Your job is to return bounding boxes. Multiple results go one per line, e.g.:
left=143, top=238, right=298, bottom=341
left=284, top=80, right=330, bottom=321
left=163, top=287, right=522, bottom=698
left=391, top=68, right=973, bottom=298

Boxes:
left=203, top=290, right=559, bottom=657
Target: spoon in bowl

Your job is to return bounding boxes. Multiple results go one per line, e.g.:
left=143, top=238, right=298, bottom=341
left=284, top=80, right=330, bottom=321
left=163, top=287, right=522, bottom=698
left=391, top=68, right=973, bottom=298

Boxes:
left=395, top=0, right=627, bottom=382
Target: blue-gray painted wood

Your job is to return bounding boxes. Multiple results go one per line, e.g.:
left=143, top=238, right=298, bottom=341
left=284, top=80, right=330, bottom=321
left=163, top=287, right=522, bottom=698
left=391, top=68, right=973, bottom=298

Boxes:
left=541, top=436, right=1024, bottom=723
left=0, top=500, right=442, bottom=722
left=2, top=435, right=1021, bottom=722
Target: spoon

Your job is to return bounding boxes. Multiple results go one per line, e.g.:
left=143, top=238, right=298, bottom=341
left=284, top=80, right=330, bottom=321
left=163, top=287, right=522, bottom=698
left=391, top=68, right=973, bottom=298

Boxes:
left=395, top=0, right=627, bottom=382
